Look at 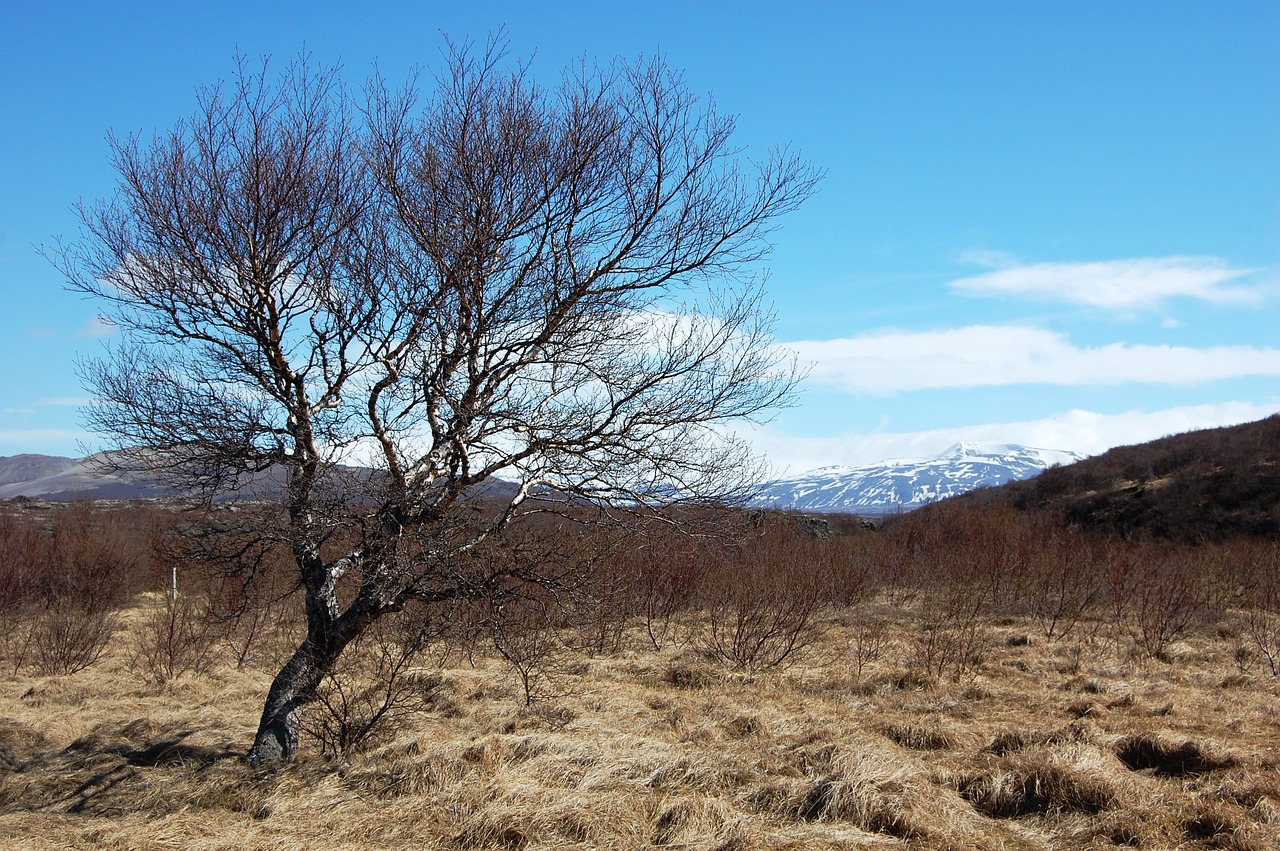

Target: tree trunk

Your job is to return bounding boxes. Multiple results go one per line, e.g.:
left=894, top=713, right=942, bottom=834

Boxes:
left=247, top=639, right=331, bottom=765
left=247, top=583, right=385, bottom=765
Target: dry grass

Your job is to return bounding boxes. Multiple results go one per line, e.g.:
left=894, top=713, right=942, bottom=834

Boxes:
left=2, top=599, right=1279, bottom=850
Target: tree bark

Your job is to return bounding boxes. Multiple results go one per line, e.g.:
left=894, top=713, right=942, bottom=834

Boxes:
left=248, top=596, right=380, bottom=764
left=248, top=638, right=331, bottom=765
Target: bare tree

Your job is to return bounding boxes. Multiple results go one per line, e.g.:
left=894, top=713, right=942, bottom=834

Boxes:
left=52, top=41, right=818, bottom=764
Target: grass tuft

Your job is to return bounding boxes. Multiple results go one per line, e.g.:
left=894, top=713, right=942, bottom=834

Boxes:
left=1113, top=732, right=1236, bottom=776
left=960, top=756, right=1116, bottom=818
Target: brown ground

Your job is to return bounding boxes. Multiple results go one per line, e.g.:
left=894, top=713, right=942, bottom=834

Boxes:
left=1, top=598, right=1278, bottom=850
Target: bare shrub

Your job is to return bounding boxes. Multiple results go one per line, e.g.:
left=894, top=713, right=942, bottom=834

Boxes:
left=846, top=616, right=892, bottom=681
left=907, top=587, right=990, bottom=680
left=1246, top=608, right=1280, bottom=677
left=130, top=592, right=217, bottom=685
left=489, top=594, right=570, bottom=706
left=823, top=532, right=877, bottom=607
left=1131, top=549, right=1207, bottom=659
left=570, top=535, right=639, bottom=657
left=215, top=582, right=306, bottom=674
left=1100, top=537, right=1143, bottom=648
left=699, top=524, right=825, bottom=671
left=1027, top=524, right=1103, bottom=641
left=636, top=528, right=702, bottom=651
left=0, top=512, right=53, bottom=612
left=28, top=602, right=118, bottom=675
left=1243, top=544, right=1280, bottom=676
left=0, top=502, right=166, bottom=676
left=49, top=501, right=160, bottom=608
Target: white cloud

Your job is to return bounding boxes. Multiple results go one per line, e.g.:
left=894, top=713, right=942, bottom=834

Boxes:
left=742, top=400, right=1280, bottom=473
left=948, top=257, right=1264, bottom=311
left=954, top=248, right=1020, bottom=269
left=76, top=315, right=117, bottom=338
left=785, top=325, right=1280, bottom=393
left=0, top=427, right=93, bottom=457
left=35, top=396, right=94, bottom=407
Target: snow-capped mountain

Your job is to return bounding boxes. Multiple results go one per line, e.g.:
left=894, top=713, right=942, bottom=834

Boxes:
left=754, top=443, right=1085, bottom=515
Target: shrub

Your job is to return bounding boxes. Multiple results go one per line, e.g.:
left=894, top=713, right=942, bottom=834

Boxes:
left=699, top=524, right=825, bottom=671
left=1131, top=549, right=1207, bottom=659
left=28, top=601, right=118, bottom=675
left=130, top=591, right=217, bottom=684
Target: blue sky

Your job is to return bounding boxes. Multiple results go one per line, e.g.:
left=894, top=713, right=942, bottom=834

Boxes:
left=2, top=1, right=1277, bottom=472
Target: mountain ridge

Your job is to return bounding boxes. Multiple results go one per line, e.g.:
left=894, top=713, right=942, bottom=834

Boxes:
left=1, top=443, right=1084, bottom=509
left=753, top=442, right=1084, bottom=515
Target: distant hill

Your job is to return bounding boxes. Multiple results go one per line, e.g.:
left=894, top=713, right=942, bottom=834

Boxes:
left=0, top=452, right=521, bottom=504
left=985, top=415, right=1280, bottom=542
left=0, top=454, right=174, bottom=500
left=753, top=443, right=1083, bottom=515
left=0, top=454, right=78, bottom=488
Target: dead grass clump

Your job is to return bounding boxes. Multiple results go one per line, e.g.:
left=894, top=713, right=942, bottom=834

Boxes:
left=454, top=816, right=531, bottom=850
left=650, top=797, right=739, bottom=846
left=881, top=721, right=957, bottom=751
left=1106, top=691, right=1137, bottom=710
left=461, top=735, right=517, bottom=772
left=854, top=668, right=938, bottom=696
left=747, top=750, right=941, bottom=840
left=454, top=790, right=654, bottom=849
left=0, top=717, right=248, bottom=821
left=1206, top=775, right=1280, bottom=814
left=1065, top=699, right=1102, bottom=719
left=723, top=713, right=766, bottom=739
left=798, top=774, right=926, bottom=838
left=500, top=702, right=577, bottom=733
left=981, top=721, right=1092, bottom=757
left=183, top=760, right=274, bottom=819
left=0, top=722, right=47, bottom=772
left=1114, top=732, right=1236, bottom=776
left=1183, top=801, right=1271, bottom=851
left=984, top=730, right=1038, bottom=757
left=665, top=654, right=720, bottom=689
left=341, top=753, right=469, bottom=799
left=959, top=752, right=1116, bottom=818
left=1072, top=806, right=1165, bottom=848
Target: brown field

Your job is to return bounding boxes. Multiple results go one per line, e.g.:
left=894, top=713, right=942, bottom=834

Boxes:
left=3, top=605, right=1279, bottom=848
left=1, top=501, right=1278, bottom=850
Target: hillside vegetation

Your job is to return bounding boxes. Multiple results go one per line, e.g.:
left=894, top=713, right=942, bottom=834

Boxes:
left=991, top=415, right=1280, bottom=542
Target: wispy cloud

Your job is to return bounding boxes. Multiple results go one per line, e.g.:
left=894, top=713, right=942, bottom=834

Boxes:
left=35, top=396, right=93, bottom=407
left=954, top=248, right=1020, bottom=269
left=785, top=325, right=1280, bottom=393
left=743, top=400, right=1280, bottom=472
left=76, top=315, right=117, bottom=338
left=0, top=427, right=93, bottom=457
left=948, top=257, right=1264, bottom=311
